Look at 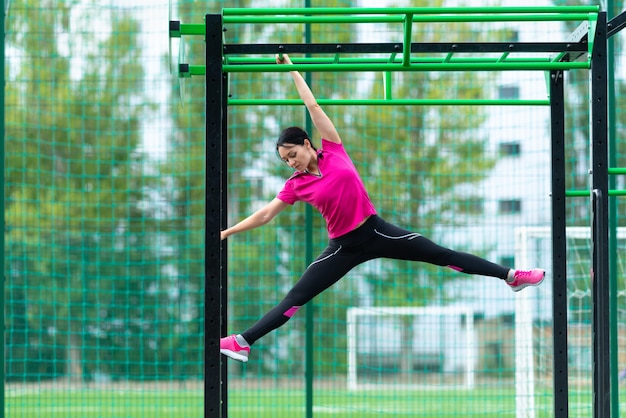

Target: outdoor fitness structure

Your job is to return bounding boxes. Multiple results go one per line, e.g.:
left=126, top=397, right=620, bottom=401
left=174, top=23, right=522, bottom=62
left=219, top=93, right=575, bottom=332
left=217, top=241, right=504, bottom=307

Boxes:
left=169, top=6, right=626, bottom=418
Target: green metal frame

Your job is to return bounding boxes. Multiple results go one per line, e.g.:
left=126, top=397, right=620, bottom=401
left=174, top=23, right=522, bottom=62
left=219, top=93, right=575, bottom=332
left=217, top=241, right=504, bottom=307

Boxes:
left=172, top=6, right=599, bottom=74
left=181, top=6, right=626, bottom=418
left=171, top=6, right=599, bottom=108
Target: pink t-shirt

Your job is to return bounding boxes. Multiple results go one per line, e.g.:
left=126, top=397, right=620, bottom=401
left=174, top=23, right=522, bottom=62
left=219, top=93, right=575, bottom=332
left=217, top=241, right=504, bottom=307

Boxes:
left=277, top=139, right=377, bottom=239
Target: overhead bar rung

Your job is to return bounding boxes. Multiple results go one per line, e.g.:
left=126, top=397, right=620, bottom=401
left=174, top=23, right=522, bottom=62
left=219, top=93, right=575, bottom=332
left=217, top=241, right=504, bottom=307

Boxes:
left=403, top=14, right=413, bottom=67
left=223, top=13, right=596, bottom=24
left=566, top=189, right=626, bottom=197
left=228, top=99, right=551, bottom=106
left=222, top=62, right=589, bottom=73
left=222, top=6, right=600, bottom=16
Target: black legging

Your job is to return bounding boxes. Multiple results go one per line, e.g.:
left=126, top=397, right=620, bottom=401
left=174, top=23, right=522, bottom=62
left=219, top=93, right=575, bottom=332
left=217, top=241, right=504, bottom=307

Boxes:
left=241, top=215, right=509, bottom=345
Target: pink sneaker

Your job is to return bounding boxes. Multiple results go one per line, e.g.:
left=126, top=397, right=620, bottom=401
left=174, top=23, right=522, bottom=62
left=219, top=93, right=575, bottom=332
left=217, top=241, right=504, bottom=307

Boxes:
left=220, top=335, right=250, bottom=362
left=507, top=269, right=545, bottom=292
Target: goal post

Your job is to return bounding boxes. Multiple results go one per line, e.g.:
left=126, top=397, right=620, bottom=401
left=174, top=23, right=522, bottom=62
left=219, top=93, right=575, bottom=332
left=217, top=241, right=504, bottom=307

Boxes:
left=514, top=225, right=626, bottom=418
left=346, top=305, right=476, bottom=391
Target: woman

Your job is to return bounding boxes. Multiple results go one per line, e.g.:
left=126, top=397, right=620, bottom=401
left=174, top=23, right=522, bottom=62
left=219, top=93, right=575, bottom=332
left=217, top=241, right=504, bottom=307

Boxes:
left=220, top=55, right=544, bottom=363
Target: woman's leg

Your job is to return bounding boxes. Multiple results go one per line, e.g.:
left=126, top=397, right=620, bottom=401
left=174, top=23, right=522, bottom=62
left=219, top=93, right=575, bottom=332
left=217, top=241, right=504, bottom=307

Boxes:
left=241, top=243, right=371, bottom=345
left=366, top=220, right=510, bottom=279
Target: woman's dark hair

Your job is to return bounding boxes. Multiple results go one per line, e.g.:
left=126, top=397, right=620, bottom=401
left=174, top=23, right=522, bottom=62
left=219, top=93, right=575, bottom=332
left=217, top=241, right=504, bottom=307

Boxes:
left=276, top=126, right=316, bottom=151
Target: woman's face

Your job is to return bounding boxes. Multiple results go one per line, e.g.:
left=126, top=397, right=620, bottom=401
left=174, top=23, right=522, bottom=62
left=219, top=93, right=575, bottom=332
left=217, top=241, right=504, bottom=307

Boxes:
left=277, top=140, right=315, bottom=172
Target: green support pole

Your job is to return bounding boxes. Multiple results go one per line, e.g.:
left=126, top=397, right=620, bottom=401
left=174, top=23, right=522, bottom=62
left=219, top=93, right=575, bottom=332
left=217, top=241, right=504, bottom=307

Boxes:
left=304, top=5, right=314, bottom=418
left=0, top=2, right=8, bottom=417
left=402, top=13, right=413, bottom=67
left=1, top=0, right=5, bottom=416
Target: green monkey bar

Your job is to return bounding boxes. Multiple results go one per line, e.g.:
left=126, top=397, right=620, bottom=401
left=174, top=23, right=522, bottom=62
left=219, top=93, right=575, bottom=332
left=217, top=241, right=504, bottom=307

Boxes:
left=222, top=6, right=600, bottom=15
left=566, top=168, right=626, bottom=197
left=227, top=99, right=551, bottom=106
left=170, top=6, right=598, bottom=106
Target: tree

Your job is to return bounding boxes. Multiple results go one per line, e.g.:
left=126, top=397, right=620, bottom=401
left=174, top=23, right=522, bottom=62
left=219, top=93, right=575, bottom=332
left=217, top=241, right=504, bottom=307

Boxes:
left=5, top=0, right=160, bottom=381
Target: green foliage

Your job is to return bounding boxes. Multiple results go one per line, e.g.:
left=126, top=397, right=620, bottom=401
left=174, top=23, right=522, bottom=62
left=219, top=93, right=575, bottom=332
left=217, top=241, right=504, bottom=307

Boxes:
left=4, top=0, right=190, bottom=381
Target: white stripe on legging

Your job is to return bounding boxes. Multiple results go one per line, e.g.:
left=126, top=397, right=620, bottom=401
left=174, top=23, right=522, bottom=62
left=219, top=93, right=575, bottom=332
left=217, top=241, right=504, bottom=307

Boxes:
left=374, top=229, right=421, bottom=240
left=309, top=245, right=343, bottom=266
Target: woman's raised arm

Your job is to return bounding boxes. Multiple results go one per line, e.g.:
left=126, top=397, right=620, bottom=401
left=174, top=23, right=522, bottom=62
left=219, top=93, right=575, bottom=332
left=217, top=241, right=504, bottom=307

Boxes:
left=277, top=54, right=341, bottom=144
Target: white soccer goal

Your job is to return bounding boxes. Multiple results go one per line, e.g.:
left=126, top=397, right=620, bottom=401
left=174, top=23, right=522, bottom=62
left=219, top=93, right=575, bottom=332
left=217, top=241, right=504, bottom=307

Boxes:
left=514, top=226, right=626, bottom=418
left=346, top=305, right=476, bottom=391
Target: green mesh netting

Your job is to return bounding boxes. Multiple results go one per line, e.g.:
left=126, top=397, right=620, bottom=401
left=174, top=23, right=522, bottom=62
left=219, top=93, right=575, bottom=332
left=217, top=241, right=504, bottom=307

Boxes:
left=4, top=0, right=626, bottom=417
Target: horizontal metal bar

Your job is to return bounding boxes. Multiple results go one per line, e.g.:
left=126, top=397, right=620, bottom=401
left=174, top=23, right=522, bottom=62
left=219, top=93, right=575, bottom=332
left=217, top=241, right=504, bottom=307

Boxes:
left=179, top=65, right=206, bottom=76
left=608, top=167, right=626, bottom=175
left=225, top=57, right=569, bottom=66
left=225, top=16, right=402, bottom=24
left=223, top=13, right=595, bottom=24
left=180, top=23, right=204, bottom=36
left=222, top=7, right=600, bottom=16
left=225, top=56, right=580, bottom=68
left=228, top=99, right=550, bottom=106
left=224, top=42, right=587, bottom=55
left=222, top=61, right=590, bottom=72
left=566, top=189, right=626, bottom=197
left=608, top=10, right=626, bottom=38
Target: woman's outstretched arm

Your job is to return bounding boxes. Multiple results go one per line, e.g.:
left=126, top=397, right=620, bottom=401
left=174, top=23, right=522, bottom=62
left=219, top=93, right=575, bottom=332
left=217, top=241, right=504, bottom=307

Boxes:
left=221, top=198, right=289, bottom=240
left=277, top=54, right=341, bottom=144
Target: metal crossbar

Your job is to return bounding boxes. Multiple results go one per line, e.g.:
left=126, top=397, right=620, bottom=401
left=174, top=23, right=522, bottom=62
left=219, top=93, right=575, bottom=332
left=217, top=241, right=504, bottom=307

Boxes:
left=171, top=6, right=599, bottom=76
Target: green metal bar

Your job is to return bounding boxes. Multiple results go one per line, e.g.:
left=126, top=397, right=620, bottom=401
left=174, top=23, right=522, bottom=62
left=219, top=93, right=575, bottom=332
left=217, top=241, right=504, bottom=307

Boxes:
left=223, top=62, right=590, bottom=73
left=497, top=52, right=511, bottom=62
left=222, top=6, right=600, bottom=15
left=223, top=14, right=595, bottom=24
left=181, top=65, right=206, bottom=76
left=588, top=13, right=598, bottom=58
left=225, top=57, right=560, bottom=65
left=608, top=2, right=619, bottom=415
left=304, top=6, right=314, bottom=418
left=165, top=7, right=600, bottom=38
left=228, top=98, right=550, bottom=106
left=384, top=72, right=393, bottom=100
left=566, top=189, right=626, bottom=197
left=187, top=58, right=590, bottom=79
left=180, top=23, right=205, bottom=35
left=225, top=16, right=404, bottom=24
left=403, top=14, right=413, bottom=67
left=550, top=51, right=568, bottom=62
left=1, top=1, right=5, bottom=416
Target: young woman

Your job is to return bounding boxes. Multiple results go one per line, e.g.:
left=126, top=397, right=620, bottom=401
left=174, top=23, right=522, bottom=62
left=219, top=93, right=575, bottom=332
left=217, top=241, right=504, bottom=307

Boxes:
left=220, top=55, right=545, bottom=363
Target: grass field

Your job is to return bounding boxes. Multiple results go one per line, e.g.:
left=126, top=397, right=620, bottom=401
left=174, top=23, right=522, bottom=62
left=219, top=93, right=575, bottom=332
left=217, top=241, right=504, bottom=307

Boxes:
left=5, top=385, right=571, bottom=418
left=7, top=378, right=617, bottom=417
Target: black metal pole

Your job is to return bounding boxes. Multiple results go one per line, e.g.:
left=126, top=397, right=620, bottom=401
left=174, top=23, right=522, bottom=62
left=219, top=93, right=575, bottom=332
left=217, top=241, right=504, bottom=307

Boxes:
left=220, top=47, right=229, bottom=418
left=205, top=13, right=226, bottom=418
left=550, top=69, right=569, bottom=418
left=590, top=11, right=610, bottom=418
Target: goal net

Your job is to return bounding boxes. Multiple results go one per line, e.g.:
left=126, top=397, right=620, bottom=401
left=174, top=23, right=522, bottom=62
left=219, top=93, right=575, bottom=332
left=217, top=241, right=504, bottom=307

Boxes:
left=346, top=305, right=476, bottom=391
left=514, top=226, right=626, bottom=418
left=346, top=226, right=625, bottom=416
